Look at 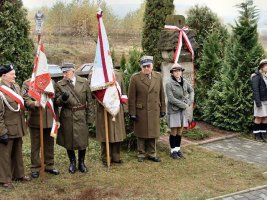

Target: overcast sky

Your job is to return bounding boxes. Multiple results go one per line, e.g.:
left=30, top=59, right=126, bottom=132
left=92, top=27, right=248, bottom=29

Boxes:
left=22, top=0, right=267, bottom=27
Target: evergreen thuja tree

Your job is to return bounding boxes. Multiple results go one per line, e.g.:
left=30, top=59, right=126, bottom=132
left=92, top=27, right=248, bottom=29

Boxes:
left=204, top=0, right=264, bottom=132
left=195, top=29, right=228, bottom=119
left=186, top=5, right=226, bottom=64
left=0, top=0, right=34, bottom=86
left=142, top=0, right=174, bottom=70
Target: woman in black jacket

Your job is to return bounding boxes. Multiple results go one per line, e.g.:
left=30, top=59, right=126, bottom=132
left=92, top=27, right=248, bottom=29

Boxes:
left=251, top=59, right=267, bottom=142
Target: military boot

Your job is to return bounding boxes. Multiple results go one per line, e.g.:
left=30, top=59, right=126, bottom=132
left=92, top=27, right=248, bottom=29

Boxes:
left=67, top=150, right=76, bottom=174
left=78, top=149, right=88, bottom=173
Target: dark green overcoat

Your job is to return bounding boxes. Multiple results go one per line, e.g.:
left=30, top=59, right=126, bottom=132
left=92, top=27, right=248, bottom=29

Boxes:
left=55, top=75, right=91, bottom=150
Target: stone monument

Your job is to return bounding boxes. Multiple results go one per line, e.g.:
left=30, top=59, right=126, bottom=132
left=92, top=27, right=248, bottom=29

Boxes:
left=158, top=15, right=198, bottom=124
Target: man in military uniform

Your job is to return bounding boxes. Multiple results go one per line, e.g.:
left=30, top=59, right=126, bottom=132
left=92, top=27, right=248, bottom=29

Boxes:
left=128, top=56, right=166, bottom=162
left=22, top=79, right=59, bottom=178
left=0, top=64, right=31, bottom=189
left=55, top=63, right=91, bottom=174
left=95, top=66, right=127, bottom=165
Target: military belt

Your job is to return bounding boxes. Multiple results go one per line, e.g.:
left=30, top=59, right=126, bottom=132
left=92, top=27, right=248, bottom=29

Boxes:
left=67, top=104, right=86, bottom=112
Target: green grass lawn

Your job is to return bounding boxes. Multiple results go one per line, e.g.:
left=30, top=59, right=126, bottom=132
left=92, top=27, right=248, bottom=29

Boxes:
left=1, top=135, right=267, bottom=200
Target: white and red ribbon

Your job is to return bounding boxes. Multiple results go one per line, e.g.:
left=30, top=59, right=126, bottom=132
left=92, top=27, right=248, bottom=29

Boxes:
left=164, top=25, right=194, bottom=64
left=0, top=85, right=24, bottom=110
left=46, top=99, right=60, bottom=138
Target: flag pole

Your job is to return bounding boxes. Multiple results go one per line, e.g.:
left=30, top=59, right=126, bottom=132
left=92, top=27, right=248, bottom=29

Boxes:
left=35, top=10, right=45, bottom=180
left=104, top=109, right=111, bottom=168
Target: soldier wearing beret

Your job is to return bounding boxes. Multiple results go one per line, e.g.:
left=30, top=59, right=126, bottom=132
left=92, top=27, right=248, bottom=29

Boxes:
left=128, top=56, right=166, bottom=162
left=22, top=79, right=59, bottom=178
left=0, top=64, right=30, bottom=189
left=55, top=63, right=92, bottom=174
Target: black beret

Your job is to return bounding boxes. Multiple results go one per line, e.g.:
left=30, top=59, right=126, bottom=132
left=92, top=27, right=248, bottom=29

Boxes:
left=0, top=64, right=14, bottom=76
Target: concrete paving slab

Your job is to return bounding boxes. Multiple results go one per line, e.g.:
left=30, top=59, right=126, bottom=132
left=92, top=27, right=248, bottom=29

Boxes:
left=201, top=137, right=267, bottom=166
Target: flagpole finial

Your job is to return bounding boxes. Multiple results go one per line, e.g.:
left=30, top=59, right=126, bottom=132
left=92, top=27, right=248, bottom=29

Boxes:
left=35, top=10, right=44, bottom=35
left=97, top=0, right=102, bottom=9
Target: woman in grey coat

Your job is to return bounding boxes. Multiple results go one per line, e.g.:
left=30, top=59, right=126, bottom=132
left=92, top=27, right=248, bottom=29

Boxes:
left=165, top=63, right=194, bottom=159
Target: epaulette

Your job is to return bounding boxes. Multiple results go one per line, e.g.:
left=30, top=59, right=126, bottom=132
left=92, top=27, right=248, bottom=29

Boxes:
left=24, top=79, right=30, bottom=83
left=132, top=72, right=140, bottom=76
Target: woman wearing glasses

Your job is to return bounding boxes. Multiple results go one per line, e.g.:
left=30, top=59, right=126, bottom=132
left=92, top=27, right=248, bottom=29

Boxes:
left=165, top=63, right=194, bottom=159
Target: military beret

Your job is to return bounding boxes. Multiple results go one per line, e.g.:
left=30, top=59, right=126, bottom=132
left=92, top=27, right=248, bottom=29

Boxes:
left=258, top=59, right=267, bottom=70
left=61, top=63, right=75, bottom=72
left=170, top=63, right=185, bottom=73
left=0, top=64, right=14, bottom=76
left=140, top=55, right=153, bottom=66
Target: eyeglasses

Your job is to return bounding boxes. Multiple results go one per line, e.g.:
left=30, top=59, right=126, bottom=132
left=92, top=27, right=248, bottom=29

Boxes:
left=172, top=69, right=183, bottom=72
left=142, top=65, right=151, bottom=68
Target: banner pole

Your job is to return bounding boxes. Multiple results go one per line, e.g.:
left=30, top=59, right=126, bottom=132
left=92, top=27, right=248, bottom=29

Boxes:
left=39, top=107, right=45, bottom=179
left=104, top=109, right=110, bottom=168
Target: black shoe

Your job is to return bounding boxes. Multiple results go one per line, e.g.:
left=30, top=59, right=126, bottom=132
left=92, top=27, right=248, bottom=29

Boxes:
left=148, top=156, right=161, bottom=162
left=170, top=152, right=179, bottom=159
left=69, top=161, right=76, bottom=174
left=78, top=162, right=88, bottom=173
left=137, top=157, right=145, bottom=162
left=260, top=132, right=267, bottom=142
left=255, top=133, right=264, bottom=142
left=31, top=171, right=39, bottom=179
left=45, top=169, right=60, bottom=175
left=112, top=160, right=124, bottom=164
left=177, top=151, right=185, bottom=159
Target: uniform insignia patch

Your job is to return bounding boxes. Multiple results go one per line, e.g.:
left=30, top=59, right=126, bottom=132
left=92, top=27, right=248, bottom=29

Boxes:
left=22, top=89, right=27, bottom=95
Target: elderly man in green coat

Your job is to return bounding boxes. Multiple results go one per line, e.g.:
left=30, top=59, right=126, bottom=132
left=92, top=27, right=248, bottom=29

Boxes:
left=55, top=63, right=92, bottom=174
left=128, top=56, right=166, bottom=162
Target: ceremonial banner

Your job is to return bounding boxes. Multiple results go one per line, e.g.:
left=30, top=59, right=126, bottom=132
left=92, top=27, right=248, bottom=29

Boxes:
left=28, top=41, right=59, bottom=137
left=28, top=41, right=54, bottom=107
left=90, top=9, right=122, bottom=117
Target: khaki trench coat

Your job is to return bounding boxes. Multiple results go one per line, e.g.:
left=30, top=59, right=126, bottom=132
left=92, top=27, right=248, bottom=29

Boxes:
left=22, top=79, right=55, bottom=128
left=55, top=75, right=91, bottom=150
left=0, top=82, right=27, bottom=138
left=128, top=71, right=166, bottom=138
left=95, top=69, right=127, bottom=143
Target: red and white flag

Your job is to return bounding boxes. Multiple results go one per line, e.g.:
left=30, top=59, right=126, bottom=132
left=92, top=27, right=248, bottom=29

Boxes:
left=28, top=40, right=59, bottom=138
left=90, top=9, right=124, bottom=117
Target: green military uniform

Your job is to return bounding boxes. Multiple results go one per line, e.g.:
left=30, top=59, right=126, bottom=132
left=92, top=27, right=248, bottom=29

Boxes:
left=128, top=71, right=166, bottom=159
left=0, top=81, right=27, bottom=184
left=55, top=75, right=91, bottom=150
left=22, top=79, right=56, bottom=173
left=95, top=69, right=127, bottom=163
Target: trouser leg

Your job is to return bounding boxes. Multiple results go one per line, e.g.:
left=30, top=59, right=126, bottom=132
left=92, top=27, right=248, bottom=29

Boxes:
left=11, top=138, right=25, bottom=179
left=111, top=142, right=121, bottom=162
left=30, top=128, right=40, bottom=172
left=146, top=138, right=156, bottom=158
left=137, top=137, right=146, bottom=158
left=43, top=128, right=55, bottom=170
left=0, top=140, right=13, bottom=183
